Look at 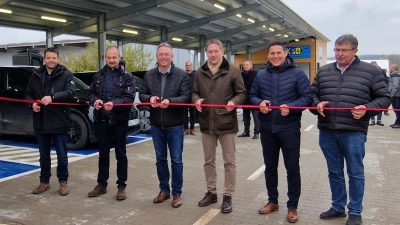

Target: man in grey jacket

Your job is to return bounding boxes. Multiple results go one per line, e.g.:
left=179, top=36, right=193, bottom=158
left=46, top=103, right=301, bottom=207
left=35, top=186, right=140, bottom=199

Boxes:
left=389, top=64, right=400, bottom=128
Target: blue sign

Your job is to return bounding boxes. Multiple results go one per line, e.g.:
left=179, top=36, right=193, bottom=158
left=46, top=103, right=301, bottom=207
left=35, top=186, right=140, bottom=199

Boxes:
left=286, top=45, right=311, bottom=59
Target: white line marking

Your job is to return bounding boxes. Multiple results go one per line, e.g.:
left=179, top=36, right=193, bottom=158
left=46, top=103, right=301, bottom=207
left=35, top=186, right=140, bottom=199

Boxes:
left=193, top=208, right=220, bottom=225
left=247, top=165, right=265, bottom=180
left=304, top=125, right=314, bottom=132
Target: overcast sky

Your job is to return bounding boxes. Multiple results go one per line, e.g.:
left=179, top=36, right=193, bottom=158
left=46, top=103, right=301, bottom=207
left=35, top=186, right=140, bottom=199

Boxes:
left=282, top=0, right=400, bottom=56
left=0, top=0, right=399, bottom=57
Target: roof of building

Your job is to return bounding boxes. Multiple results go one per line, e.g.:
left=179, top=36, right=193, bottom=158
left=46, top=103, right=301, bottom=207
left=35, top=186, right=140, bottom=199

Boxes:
left=0, top=0, right=329, bottom=54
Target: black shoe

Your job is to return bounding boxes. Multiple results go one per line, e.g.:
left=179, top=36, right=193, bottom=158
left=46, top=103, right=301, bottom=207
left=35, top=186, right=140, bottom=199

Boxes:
left=252, top=133, right=259, bottom=139
left=320, top=208, right=346, bottom=220
left=346, top=215, right=362, bottom=225
left=221, top=195, right=232, bottom=213
left=392, top=124, right=400, bottom=128
left=237, top=132, right=250, bottom=137
left=198, top=192, right=218, bottom=207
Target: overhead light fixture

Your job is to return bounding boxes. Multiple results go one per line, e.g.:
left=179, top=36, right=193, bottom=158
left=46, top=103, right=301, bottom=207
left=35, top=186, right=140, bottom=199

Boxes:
left=295, top=38, right=299, bottom=42
left=284, top=34, right=289, bottom=38
left=247, top=18, right=255, bottom=23
left=0, top=9, right=12, bottom=14
left=213, top=4, right=225, bottom=11
left=41, top=16, right=66, bottom=23
left=275, top=34, right=281, bottom=37
left=172, top=37, right=182, bottom=42
left=236, top=14, right=242, bottom=18
left=262, top=25, right=266, bottom=28
left=122, top=29, right=138, bottom=34
left=269, top=28, right=275, bottom=32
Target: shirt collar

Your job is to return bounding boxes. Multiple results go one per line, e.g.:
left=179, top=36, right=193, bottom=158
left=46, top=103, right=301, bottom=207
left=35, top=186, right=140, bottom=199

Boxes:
left=336, top=57, right=356, bottom=74
left=158, top=65, right=171, bottom=74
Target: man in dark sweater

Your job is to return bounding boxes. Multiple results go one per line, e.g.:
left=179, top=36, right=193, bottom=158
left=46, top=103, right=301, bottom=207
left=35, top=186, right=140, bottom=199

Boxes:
left=139, top=43, right=191, bottom=208
left=238, top=60, right=260, bottom=139
left=183, top=61, right=196, bottom=135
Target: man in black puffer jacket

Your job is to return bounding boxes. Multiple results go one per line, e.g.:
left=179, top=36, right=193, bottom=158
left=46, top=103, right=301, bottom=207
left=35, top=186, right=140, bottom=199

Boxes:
left=87, top=46, right=136, bottom=201
left=24, top=47, right=75, bottom=196
left=311, top=34, right=391, bottom=225
left=139, top=43, right=190, bottom=208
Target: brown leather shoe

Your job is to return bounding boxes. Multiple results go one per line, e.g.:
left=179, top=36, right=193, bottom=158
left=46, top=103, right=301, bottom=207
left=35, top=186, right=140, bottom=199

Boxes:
left=221, top=195, right=232, bottom=213
left=376, top=121, right=384, bottom=126
left=190, top=130, right=195, bottom=135
left=88, top=185, right=107, bottom=197
left=32, top=183, right=50, bottom=194
left=183, top=129, right=188, bottom=135
left=259, top=202, right=279, bottom=214
left=153, top=191, right=170, bottom=203
left=198, top=192, right=218, bottom=207
left=369, top=121, right=376, bottom=126
left=116, top=187, right=126, bottom=201
left=172, top=194, right=182, bottom=208
left=287, top=208, right=298, bottom=223
left=59, top=182, right=69, bottom=196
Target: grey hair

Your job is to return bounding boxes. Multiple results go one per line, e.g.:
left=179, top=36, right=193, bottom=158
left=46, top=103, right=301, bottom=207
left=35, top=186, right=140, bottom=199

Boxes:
left=157, top=42, right=173, bottom=52
left=335, top=34, right=358, bottom=49
left=392, top=64, right=399, bottom=71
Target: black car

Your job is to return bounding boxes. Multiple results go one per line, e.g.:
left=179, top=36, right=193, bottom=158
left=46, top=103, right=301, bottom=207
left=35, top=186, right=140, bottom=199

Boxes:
left=0, top=66, right=140, bottom=149
left=74, top=70, right=151, bottom=134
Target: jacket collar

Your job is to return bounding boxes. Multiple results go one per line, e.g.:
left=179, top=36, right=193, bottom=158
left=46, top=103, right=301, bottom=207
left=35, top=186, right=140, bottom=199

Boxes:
left=201, top=57, right=230, bottom=76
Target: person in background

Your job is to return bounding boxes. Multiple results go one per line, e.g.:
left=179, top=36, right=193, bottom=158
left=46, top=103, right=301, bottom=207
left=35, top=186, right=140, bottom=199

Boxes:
left=237, top=60, right=260, bottom=139
left=24, top=47, right=75, bottom=196
left=389, top=64, right=400, bottom=128
left=184, top=60, right=196, bottom=135
left=139, top=43, right=191, bottom=208
left=249, top=41, right=312, bottom=223
left=369, top=61, right=388, bottom=126
left=87, top=46, right=136, bottom=201
left=311, top=34, right=391, bottom=225
left=192, top=39, right=246, bottom=214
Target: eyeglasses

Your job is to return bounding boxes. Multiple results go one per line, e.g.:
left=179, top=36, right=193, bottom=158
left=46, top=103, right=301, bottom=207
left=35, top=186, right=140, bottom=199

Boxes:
left=333, top=48, right=354, bottom=53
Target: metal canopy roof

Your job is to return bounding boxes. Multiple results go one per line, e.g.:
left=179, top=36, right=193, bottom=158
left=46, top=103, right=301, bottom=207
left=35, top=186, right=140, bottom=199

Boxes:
left=0, top=0, right=329, bottom=54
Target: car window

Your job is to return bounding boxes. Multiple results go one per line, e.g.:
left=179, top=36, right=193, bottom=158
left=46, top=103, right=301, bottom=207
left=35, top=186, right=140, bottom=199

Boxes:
left=134, top=76, right=142, bottom=90
left=7, top=68, right=31, bottom=92
left=73, top=76, right=89, bottom=91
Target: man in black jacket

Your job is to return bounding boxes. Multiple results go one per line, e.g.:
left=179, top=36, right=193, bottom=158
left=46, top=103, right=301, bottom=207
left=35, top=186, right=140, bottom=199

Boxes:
left=238, top=60, right=260, bottom=139
left=311, top=34, right=391, bottom=225
left=184, top=60, right=196, bottom=135
left=87, top=46, right=136, bottom=201
left=139, top=43, right=191, bottom=208
left=24, top=47, right=75, bottom=196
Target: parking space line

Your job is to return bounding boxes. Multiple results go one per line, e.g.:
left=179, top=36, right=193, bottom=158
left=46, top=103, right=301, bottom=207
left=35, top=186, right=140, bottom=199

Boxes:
left=304, top=125, right=314, bottom=131
left=193, top=208, right=220, bottom=225
left=247, top=165, right=265, bottom=180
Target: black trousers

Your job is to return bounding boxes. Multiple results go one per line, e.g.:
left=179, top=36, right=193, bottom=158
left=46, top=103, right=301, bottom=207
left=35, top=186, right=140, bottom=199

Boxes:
left=95, top=121, right=128, bottom=188
left=242, top=108, right=260, bottom=134
left=184, top=106, right=196, bottom=130
left=260, top=130, right=301, bottom=209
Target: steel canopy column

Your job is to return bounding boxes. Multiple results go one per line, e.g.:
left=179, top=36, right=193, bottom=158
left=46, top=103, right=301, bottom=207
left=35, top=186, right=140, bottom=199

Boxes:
left=97, top=13, right=106, bottom=69
left=194, top=50, right=199, bottom=69
left=199, top=35, right=205, bottom=65
left=225, top=41, right=232, bottom=63
left=46, top=31, right=54, bottom=48
left=161, top=26, right=168, bottom=43
left=246, top=45, right=251, bottom=60
left=118, top=40, right=124, bottom=58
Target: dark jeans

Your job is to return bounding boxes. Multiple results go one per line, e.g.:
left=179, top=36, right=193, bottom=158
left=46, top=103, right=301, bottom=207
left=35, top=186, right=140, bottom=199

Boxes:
left=151, top=125, right=184, bottom=195
left=95, top=121, right=128, bottom=188
left=260, top=130, right=301, bottom=209
left=184, top=106, right=196, bottom=130
left=392, top=97, right=400, bottom=124
left=242, top=108, right=260, bottom=134
left=36, top=133, right=69, bottom=183
left=319, top=130, right=366, bottom=216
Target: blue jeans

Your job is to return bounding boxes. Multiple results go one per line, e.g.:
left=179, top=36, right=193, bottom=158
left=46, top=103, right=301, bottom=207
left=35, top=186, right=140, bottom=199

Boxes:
left=319, top=130, right=366, bottom=216
left=260, top=130, right=301, bottom=209
left=151, top=125, right=184, bottom=195
left=370, top=112, right=382, bottom=121
left=36, top=133, right=68, bottom=183
left=95, top=121, right=128, bottom=188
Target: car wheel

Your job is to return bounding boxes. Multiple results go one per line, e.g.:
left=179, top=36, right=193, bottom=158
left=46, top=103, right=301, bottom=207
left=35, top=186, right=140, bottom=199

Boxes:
left=139, top=106, right=151, bottom=133
left=67, top=114, right=88, bottom=149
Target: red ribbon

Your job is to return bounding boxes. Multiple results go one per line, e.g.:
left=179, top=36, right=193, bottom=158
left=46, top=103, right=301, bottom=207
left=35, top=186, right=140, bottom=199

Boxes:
left=0, top=96, right=395, bottom=111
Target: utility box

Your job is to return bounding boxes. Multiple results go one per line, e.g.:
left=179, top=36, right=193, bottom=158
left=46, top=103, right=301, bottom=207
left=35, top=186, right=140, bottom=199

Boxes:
left=12, top=50, right=43, bottom=66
